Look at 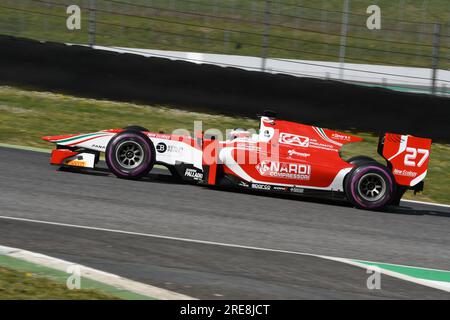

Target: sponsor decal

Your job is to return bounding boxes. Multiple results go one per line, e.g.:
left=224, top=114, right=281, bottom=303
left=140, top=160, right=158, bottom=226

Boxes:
left=393, top=168, right=418, bottom=178
left=279, top=133, right=310, bottom=148
left=279, top=132, right=336, bottom=151
left=239, top=181, right=250, bottom=188
left=290, top=187, right=304, bottom=194
left=272, top=186, right=288, bottom=191
left=309, top=140, right=337, bottom=152
left=313, top=127, right=343, bottom=147
left=157, top=142, right=183, bottom=153
left=65, top=160, right=86, bottom=167
left=156, top=142, right=167, bottom=153
left=287, top=150, right=310, bottom=158
left=184, top=168, right=203, bottom=180
left=331, top=133, right=351, bottom=141
left=236, top=143, right=260, bottom=151
left=256, top=161, right=311, bottom=180
left=148, top=133, right=172, bottom=140
left=251, top=183, right=271, bottom=190
left=91, top=144, right=105, bottom=149
left=167, top=145, right=184, bottom=153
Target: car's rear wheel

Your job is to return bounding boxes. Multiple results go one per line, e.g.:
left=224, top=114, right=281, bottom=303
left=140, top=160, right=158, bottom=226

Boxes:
left=106, top=131, right=155, bottom=179
left=347, top=155, right=377, bottom=166
left=345, top=163, right=395, bottom=211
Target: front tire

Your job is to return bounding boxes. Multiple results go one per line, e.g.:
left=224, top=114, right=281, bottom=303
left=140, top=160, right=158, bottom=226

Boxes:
left=123, top=125, right=149, bottom=132
left=105, top=131, right=155, bottom=179
left=345, top=163, right=395, bottom=211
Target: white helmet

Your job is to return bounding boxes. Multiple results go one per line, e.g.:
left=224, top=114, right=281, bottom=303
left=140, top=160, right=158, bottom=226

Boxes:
left=228, top=128, right=251, bottom=140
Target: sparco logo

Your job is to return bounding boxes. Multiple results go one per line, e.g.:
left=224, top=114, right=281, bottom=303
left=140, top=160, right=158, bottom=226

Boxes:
left=279, top=133, right=310, bottom=147
left=251, top=183, right=271, bottom=190
left=256, top=161, right=311, bottom=180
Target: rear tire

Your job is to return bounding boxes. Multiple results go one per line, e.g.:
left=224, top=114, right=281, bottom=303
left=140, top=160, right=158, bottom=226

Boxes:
left=347, top=155, right=377, bottom=166
left=345, top=163, right=395, bottom=211
left=106, top=131, right=155, bottom=179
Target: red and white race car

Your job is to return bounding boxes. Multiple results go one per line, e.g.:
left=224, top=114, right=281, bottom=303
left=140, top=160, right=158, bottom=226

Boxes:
left=42, top=111, right=432, bottom=211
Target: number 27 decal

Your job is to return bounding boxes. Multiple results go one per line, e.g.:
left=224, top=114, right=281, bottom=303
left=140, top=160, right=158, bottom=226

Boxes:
left=404, top=147, right=429, bottom=167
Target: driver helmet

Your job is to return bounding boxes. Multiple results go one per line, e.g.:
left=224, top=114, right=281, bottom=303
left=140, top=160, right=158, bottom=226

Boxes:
left=228, top=128, right=251, bottom=140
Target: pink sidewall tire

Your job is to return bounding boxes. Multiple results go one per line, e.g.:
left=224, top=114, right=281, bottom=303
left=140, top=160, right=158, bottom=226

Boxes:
left=105, top=131, right=155, bottom=180
left=345, top=163, right=396, bottom=211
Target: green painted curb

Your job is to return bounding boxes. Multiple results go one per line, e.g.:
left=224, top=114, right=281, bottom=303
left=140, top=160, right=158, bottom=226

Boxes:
left=353, top=260, right=450, bottom=283
left=0, top=254, right=154, bottom=300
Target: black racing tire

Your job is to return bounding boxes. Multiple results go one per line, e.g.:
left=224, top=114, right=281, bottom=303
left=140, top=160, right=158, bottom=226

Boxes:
left=347, top=155, right=377, bottom=166
left=123, top=125, right=149, bottom=132
left=344, top=162, right=396, bottom=211
left=105, top=131, right=155, bottom=179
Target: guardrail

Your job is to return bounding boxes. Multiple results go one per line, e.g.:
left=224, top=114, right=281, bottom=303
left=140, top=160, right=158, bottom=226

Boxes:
left=0, top=0, right=449, bottom=95
left=87, top=46, right=450, bottom=96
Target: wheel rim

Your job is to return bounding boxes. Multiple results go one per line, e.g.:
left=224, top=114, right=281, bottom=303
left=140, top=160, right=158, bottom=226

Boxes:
left=115, top=141, right=144, bottom=169
left=357, top=173, right=386, bottom=202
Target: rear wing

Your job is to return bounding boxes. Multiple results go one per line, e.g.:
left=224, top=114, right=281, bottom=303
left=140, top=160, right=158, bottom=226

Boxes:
left=378, top=133, right=432, bottom=188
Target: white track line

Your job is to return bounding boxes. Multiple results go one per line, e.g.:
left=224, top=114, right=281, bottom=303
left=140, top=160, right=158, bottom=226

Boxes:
left=0, top=214, right=449, bottom=293
left=401, top=199, right=450, bottom=209
left=0, top=244, right=194, bottom=300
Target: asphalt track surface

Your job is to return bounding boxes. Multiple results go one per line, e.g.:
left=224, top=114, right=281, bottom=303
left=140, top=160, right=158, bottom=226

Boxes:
left=0, top=147, right=449, bottom=299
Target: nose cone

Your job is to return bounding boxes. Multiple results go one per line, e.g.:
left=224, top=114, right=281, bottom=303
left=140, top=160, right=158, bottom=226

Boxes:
left=41, top=133, right=79, bottom=142
left=41, top=135, right=53, bottom=142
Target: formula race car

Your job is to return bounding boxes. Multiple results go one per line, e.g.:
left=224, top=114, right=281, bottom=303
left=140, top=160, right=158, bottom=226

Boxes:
left=42, top=111, right=432, bottom=211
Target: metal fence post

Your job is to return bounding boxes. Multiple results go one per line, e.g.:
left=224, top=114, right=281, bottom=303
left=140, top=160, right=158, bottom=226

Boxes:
left=398, top=0, right=405, bottom=20
left=339, top=0, right=350, bottom=80
left=224, top=30, right=230, bottom=52
left=261, top=0, right=271, bottom=72
left=44, top=2, right=50, bottom=37
left=431, top=23, right=441, bottom=95
left=88, top=0, right=96, bottom=46
left=321, top=0, right=328, bottom=32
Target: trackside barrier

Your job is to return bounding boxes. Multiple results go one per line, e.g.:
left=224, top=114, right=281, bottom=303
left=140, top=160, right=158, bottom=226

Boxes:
left=0, top=36, right=449, bottom=142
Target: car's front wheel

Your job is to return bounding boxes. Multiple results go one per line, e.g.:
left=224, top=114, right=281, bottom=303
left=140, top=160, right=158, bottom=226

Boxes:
left=105, top=131, right=155, bottom=179
left=344, top=163, right=395, bottom=211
